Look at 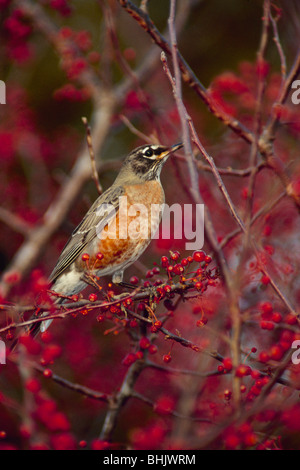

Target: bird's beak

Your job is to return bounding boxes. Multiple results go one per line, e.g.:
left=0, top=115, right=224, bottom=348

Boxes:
left=170, top=142, right=183, bottom=153
left=156, top=142, right=183, bottom=160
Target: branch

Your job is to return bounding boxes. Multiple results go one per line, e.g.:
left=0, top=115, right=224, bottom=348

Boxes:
left=82, top=117, right=103, bottom=195
left=119, top=0, right=300, bottom=211
left=0, top=92, right=115, bottom=299
left=99, top=359, right=144, bottom=440
left=119, top=0, right=254, bottom=145
left=33, top=363, right=109, bottom=402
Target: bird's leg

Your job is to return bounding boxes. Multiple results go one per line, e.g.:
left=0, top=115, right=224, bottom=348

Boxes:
left=112, top=270, right=136, bottom=290
left=112, top=270, right=124, bottom=285
left=118, top=282, right=136, bottom=290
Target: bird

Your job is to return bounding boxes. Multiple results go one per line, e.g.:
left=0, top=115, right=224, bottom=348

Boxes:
left=36, top=142, right=183, bottom=334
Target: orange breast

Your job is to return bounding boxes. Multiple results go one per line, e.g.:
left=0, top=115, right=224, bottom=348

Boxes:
left=79, top=181, right=165, bottom=271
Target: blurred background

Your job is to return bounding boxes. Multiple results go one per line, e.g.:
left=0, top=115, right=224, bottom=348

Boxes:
left=0, top=0, right=300, bottom=450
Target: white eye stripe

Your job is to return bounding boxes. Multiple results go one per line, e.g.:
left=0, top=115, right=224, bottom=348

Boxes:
left=143, top=146, right=156, bottom=160
left=143, top=154, right=156, bottom=159
left=142, top=146, right=157, bottom=158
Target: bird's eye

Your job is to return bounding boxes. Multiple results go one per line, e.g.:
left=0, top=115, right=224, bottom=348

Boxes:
left=144, top=148, right=153, bottom=157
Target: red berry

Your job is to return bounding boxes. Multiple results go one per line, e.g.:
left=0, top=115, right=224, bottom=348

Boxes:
left=261, top=275, right=270, bottom=285
left=235, top=364, right=251, bottom=377
left=195, top=281, right=203, bottom=290
left=193, top=251, right=205, bottom=262
left=43, top=368, right=53, bottom=378
left=163, top=354, right=172, bottom=363
left=285, top=314, right=297, bottom=325
left=122, top=352, right=136, bottom=366
left=40, top=331, right=53, bottom=344
left=244, top=432, right=257, bottom=447
left=251, top=369, right=261, bottom=379
left=260, top=302, right=273, bottom=316
left=41, top=344, right=62, bottom=364
left=20, top=425, right=31, bottom=439
left=96, top=252, right=104, bottom=260
left=135, top=351, right=143, bottom=360
left=89, top=293, right=97, bottom=302
left=19, top=335, right=41, bottom=355
left=223, top=357, right=232, bottom=371
left=25, top=378, right=41, bottom=394
left=148, top=344, right=158, bottom=355
left=259, top=351, right=270, bottom=363
left=91, top=439, right=109, bottom=450
left=196, top=317, right=208, bottom=327
left=192, top=306, right=201, bottom=315
left=170, top=251, right=180, bottom=261
left=270, top=345, right=283, bottom=361
left=272, top=312, right=282, bottom=323
left=260, top=320, right=274, bottom=330
left=161, top=256, right=169, bottom=267
left=263, top=225, right=272, bottom=236
left=204, top=255, right=212, bottom=264
left=139, top=337, right=150, bottom=350
left=130, top=276, right=139, bottom=285
left=123, top=298, right=133, bottom=307
left=224, top=433, right=239, bottom=450
left=173, top=264, right=184, bottom=275
left=264, top=244, right=274, bottom=255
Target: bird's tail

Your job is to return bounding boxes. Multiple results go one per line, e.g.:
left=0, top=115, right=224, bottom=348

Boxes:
left=9, top=296, right=64, bottom=354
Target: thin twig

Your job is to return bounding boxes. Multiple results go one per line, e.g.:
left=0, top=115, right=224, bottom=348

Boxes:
left=119, top=115, right=153, bottom=144
left=82, top=117, right=103, bottom=195
left=120, top=0, right=300, bottom=211
left=0, top=207, right=31, bottom=236
left=269, top=9, right=287, bottom=86
left=34, top=363, right=110, bottom=402
left=119, top=0, right=254, bottom=146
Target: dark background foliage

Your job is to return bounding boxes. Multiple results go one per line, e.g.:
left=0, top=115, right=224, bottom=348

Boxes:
left=0, top=0, right=300, bottom=450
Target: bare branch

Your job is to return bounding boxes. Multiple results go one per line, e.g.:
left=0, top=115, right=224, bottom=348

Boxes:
left=82, top=117, right=103, bottom=195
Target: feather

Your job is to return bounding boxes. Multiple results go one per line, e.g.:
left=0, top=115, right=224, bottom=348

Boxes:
left=49, top=185, right=125, bottom=283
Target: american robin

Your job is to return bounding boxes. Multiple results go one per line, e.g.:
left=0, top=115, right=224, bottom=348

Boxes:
left=39, top=142, right=183, bottom=332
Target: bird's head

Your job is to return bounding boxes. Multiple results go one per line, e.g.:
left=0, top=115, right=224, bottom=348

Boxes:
left=115, top=143, right=183, bottom=184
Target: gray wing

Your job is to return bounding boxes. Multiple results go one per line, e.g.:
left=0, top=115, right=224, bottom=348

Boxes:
left=49, top=185, right=124, bottom=283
